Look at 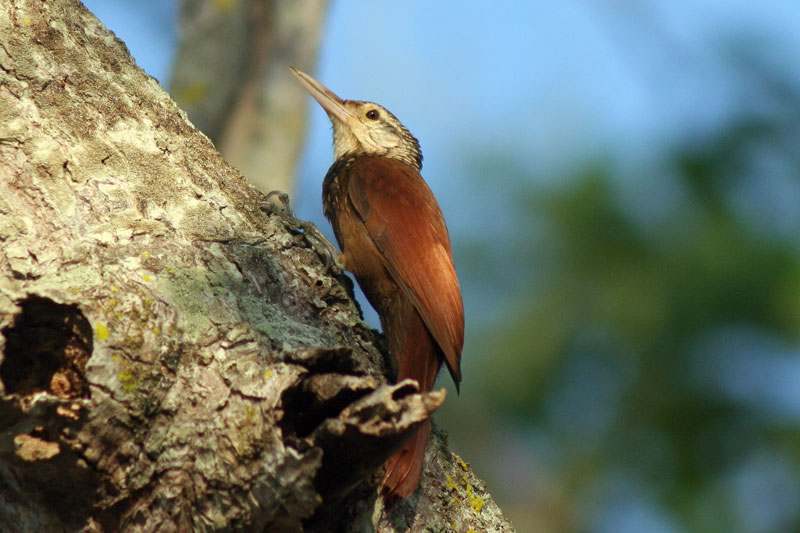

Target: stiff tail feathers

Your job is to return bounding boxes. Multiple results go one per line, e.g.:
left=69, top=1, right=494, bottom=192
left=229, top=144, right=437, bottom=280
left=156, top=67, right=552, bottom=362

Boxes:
left=380, top=419, right=432, bottom=505
left=380, top=309, right=442, bottom=503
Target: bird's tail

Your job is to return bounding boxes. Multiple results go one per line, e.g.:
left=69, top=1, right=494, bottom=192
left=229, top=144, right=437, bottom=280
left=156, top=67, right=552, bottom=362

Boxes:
left=381, top=419, right=432, bottom=504
left=380, top=308, right=442, bottom=503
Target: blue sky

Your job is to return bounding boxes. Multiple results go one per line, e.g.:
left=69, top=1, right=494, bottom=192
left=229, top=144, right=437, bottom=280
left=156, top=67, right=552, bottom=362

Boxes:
left=79, top=2, right=800, bottom=529
left=83, top=0, right=800, bottom=238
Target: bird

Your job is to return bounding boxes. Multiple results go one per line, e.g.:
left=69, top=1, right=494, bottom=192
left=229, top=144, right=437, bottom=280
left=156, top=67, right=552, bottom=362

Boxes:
left=290, top=67, right=464, bottom=503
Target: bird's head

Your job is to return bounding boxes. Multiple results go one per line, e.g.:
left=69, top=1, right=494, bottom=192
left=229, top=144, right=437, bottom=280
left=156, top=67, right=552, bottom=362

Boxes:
left=291, top=67, right=422, bottom=170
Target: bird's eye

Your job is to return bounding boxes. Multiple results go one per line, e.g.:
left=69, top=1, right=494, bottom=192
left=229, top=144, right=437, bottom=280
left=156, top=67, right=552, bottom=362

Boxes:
left=366, top=109, right=379, bottom=120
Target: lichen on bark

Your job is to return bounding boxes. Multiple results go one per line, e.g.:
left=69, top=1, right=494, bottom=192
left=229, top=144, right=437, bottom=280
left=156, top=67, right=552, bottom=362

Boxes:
left=0, top=1, right=515, bottom=531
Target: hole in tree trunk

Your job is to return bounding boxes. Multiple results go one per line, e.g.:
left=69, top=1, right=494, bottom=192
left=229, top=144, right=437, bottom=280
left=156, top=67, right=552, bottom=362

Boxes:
left=1, top=296, right=92, bottom=399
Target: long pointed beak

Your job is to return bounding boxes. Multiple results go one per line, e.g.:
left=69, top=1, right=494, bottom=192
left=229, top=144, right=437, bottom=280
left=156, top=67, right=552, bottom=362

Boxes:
left=290, top=67, right=353, bottom=124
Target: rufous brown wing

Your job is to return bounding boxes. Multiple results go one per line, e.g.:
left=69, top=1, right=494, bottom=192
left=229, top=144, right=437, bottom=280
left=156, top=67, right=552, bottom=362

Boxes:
left=323, top=156, right=463, bottom=501
left=290, top=66, right=464, bottom=503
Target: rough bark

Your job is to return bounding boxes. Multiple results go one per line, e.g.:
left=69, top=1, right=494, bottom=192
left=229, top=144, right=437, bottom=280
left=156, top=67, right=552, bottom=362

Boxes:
left=0, top=1, right=515, bottom=531
left=169, top=0, right=328, bottom=194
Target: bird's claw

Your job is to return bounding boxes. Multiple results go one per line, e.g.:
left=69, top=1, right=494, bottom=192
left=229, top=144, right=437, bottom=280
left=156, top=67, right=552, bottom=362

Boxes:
left=259, top=190, right=343, bottom=274
left=301, top=224, right=343, bottom=273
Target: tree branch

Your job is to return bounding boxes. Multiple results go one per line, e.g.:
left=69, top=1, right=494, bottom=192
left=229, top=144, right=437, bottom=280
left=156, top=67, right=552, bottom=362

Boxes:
left=0, top=1, right=514, bottom=531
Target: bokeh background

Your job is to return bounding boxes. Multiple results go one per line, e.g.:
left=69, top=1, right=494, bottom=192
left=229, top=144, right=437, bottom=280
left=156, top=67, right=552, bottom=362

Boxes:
left=83, top=1, right=800, bottom=531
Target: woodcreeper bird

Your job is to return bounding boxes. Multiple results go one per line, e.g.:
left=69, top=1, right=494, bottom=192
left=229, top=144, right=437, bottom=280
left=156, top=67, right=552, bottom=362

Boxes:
left=290, top=67, right=464, bottom=502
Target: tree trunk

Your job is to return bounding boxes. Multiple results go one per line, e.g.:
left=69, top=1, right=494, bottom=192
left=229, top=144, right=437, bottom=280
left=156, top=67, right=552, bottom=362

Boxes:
left=169, top=0, right=328, bottom=194
left=0, top=1, right=515, bottom=531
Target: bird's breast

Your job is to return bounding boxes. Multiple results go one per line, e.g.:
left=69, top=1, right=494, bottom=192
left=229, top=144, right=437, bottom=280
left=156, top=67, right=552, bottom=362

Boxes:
left=323, top=157, right=402, bottom=316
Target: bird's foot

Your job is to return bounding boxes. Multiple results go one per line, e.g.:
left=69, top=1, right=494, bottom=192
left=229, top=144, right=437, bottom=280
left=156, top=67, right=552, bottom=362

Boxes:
left=301, top=222, right=344, bottom=274
left=259, top=190, right=344, bottom=274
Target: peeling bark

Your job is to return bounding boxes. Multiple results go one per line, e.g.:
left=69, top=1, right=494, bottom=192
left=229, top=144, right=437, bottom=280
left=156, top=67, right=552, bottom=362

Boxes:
left=0, top=1, right=515, bottom=531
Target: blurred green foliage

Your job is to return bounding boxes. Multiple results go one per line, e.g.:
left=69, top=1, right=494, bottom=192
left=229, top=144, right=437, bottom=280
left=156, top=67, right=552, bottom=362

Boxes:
left=444, top=66, right=800, bottom=532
